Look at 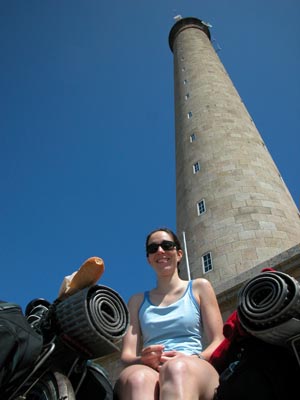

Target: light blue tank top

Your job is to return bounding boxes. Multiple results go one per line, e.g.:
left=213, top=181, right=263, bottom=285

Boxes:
left=138, top=280, right=203, bottom=355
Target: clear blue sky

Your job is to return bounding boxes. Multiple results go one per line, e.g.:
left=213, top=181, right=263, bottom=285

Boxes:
left=1, top=0, right=299, bottom=311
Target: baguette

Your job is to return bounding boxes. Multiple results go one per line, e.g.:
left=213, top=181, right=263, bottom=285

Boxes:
left=58, top=256, right=105, bottom=299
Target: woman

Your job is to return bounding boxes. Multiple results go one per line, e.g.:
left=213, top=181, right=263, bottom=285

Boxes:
left=115, top=228, right=224, bottom=400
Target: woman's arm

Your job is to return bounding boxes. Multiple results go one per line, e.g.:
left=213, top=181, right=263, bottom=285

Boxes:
left=120, top=293, right=165, bottom=370
left=120, top=293, right=144, bottom=365
left=194, top=278, right=224, bottom=361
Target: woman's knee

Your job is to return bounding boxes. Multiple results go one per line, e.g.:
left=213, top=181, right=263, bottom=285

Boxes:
left=116, top=365, right=158, bottom=391
left=160, top=357, right=219, bottom=391
left=160, top=357, right=191, bottom=380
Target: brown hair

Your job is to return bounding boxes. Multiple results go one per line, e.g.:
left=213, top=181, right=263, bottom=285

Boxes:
left=145, top=227, right=182, bottom=264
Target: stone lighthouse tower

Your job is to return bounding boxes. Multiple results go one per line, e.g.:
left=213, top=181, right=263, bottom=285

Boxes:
left=168, top=17, right=300, bottom=313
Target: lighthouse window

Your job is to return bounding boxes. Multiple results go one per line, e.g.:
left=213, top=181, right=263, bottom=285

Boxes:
left=202, top=252, right=213, bottom=273
left=193, top=162, right=200, bottom=173
left=187, top=111, right=193, bottom=119
left=197, top=199, right=206, bottom=215
left=185, top=93, right=190, bottom=100
left=190, top=133, right=196, bottom=142
left=183, top=79, right=187, bottom=85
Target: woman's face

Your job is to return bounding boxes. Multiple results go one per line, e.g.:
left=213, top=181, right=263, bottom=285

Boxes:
left=147, top=230, right=183, bottom=274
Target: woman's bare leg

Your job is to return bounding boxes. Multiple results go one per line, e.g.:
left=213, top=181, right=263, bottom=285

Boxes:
left=115, top=364, right=159, bottom=400
left=159, top=356, right=219, bottom=400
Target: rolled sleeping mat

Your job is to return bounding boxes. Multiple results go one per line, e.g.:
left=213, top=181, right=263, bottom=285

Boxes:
left=237, top=271, right=300, bottom=345
left=55, top=285, right=129, bottom=359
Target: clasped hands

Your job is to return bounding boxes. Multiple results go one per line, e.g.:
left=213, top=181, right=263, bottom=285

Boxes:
left=141, top=344, right=182, bottom=371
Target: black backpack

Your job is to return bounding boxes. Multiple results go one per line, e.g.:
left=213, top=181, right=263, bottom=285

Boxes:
left=0, top=301, right=43, bottom=388
left=214, top=337, right=299, bottom=400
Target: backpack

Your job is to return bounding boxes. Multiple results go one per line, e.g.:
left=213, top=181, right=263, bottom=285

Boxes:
left=0, top=301, right=43, bottom=388
left=214, top=337, right=299, bottom=400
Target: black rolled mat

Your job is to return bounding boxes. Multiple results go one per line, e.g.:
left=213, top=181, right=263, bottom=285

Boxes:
left=55, top=285, right=129, bottom=359
left=237, top=271, right=300, bottom=345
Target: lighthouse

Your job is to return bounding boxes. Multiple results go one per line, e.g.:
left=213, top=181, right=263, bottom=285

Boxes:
left=168, top=17, right=300, bottom=314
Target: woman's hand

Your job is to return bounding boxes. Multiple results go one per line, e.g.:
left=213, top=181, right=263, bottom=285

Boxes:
left=141, top=345, right=164, bottom=370
left=141, top=347, right=187, bottom=371
left=156, top=350, right=186, bottom=370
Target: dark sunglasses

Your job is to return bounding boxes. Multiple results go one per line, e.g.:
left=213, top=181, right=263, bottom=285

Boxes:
left=147, top=240, right=176, bottom=254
